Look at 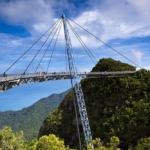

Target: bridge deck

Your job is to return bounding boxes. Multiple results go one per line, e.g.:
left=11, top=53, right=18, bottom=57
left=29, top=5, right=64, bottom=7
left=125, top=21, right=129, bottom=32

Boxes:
left=0, top=71, right=136, bottom=92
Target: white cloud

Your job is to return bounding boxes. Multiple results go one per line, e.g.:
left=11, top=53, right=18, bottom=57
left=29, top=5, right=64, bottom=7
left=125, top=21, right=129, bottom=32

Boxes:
left=131, top=49, right=144, bottom=62
left=0, top=0, right=54, bottom=34
left=11, top=40, right=21, bottom=46
left=71, top=7, right=150, bottom=43
left=1, top=0, right=150, bottom=43
left=144, top=67, right=150, bottom=70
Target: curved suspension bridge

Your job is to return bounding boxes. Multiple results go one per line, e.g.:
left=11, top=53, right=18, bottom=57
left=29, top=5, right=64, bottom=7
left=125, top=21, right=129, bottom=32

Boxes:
left=0, top=14, right=143, bottom=149
left=0, top=71, right=136, bottom=92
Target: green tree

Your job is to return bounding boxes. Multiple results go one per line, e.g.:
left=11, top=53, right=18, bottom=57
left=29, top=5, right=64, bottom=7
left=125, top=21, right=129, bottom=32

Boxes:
left=0, top=126, right=25, bottom=150
left=87, top=137, right=121, bottom=150
left=92, top=138, right=106, bottom=150
left=36, top=134, right=71, bottom=150
left=134, top=137, right=150, bottom=150
left=110, top=136, right=120, bottom=150
left=27, top=139, right=38, bottom=150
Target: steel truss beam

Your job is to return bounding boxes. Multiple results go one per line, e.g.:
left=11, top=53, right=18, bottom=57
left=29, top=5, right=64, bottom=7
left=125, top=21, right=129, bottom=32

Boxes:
left=0, top=71, right=135, bottom=92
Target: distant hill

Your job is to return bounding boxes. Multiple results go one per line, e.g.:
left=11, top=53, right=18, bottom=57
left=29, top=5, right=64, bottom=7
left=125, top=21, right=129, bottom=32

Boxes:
left=0, top=89, right=70, bottom=140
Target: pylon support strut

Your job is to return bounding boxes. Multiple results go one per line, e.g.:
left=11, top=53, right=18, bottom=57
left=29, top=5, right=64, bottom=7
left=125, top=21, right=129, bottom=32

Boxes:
left=62, top=14, right=92, bottom=147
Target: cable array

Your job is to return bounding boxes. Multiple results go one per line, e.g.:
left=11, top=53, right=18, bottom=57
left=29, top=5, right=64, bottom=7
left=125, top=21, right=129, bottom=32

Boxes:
left=4, top=15, right=141, bottom=76
left=46, top=21, right=62, bottom=73
left=66, top=16, right=143, bottom=69
left=22, top=21, right=62, bottom=77
left=34, top=20, right=62, bottom=73
left=4, top=17, right=61, bottom=74
left=66, top=19, right=98, bottom=65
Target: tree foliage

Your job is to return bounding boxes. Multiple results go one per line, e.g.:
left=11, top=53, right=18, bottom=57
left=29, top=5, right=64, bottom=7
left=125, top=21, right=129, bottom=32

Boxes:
left=0, top=126, right=25, bottom=150
left=87, top=136, right=120, bottom=150
left=134, top=137, right=150, bottom=150
left=0, top=126, right=73, bottom=150
left=38, top=58, right=150, bottom=149
left=110, top=136, right=120, bottom=149
left=91, top=58, right=136, bottom=72
left=36, top=134, right=66, bottom=150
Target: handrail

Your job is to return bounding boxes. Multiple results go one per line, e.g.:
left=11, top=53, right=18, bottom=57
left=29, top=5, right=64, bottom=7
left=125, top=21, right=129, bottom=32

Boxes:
left=0, top=71, right=136, bottom=77
left=0, top=71, right=136, bottom=82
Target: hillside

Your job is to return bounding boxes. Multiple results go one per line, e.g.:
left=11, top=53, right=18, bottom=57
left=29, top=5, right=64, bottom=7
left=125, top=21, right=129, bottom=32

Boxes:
left=38, top=58, right=150, bottom=149
left=0, top=89, right=70, bottom=140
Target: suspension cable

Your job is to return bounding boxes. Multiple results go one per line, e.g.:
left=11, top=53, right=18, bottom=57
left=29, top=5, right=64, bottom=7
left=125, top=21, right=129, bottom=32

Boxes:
left=34, top=20, right=62, bottom=73
left=63, top=26, right=68, bottom=72
left=46, top=20, right=62, bottom=73
left=65, top=39, right=68, bottom=72
left=21, top=20, right=62, bottom=76
left=4, top=17, right=61, bottom=74
left=66, top=19, right=98, bottom=65
left=66, top=16, right=143, bottom=69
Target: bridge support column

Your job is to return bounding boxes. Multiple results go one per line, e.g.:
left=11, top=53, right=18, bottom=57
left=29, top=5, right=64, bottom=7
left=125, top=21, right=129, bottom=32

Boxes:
left=62, top=14, right=93, bottom=148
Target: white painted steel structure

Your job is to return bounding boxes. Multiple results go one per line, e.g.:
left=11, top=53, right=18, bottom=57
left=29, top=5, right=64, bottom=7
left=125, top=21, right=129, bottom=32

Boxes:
left=0, top=71, right=135, bottom=92
left=62, top=14, right=93, bottom=147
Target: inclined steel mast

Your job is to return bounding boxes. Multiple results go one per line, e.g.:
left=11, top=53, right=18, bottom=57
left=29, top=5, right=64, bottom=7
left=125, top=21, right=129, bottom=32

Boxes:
left=62, top=14, right=92, bottom=147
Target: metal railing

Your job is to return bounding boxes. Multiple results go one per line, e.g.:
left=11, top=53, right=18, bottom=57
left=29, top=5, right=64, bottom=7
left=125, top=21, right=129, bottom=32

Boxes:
left=0, top=71, right=136, bottom=82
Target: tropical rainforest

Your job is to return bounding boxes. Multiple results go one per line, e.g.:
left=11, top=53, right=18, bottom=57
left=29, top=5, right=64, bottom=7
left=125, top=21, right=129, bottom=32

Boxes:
left=38, top=58, right=150, bottom=150
left=0, top=58, right=150, bottom=150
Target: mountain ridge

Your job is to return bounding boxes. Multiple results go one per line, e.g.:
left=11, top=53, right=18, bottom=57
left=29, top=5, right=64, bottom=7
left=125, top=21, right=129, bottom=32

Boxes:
left=0, top=89, right=70, bottom=140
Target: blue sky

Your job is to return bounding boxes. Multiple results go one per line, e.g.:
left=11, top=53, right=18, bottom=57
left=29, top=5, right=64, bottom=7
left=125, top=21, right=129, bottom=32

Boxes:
left=0, top=0, right=150, bottom=111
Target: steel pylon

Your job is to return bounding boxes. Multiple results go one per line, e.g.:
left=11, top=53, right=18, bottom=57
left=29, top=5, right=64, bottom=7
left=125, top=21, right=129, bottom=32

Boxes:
left=62, top=14, right=92, bottom=147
